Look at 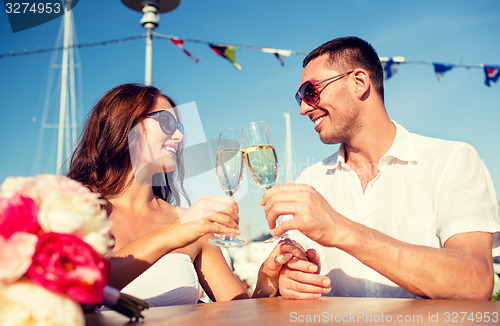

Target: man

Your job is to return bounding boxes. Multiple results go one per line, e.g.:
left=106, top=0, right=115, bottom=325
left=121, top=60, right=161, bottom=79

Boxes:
left=263, top=36, right=500, bottom=300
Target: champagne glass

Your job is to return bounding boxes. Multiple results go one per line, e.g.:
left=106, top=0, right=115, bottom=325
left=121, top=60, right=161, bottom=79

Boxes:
left=210, top=128, right=246, bottom=247
left=243, top=121, right=284, bottom=243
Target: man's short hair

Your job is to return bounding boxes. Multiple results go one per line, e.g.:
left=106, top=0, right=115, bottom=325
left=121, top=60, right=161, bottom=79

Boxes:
left=303, top=36, right=384, bottom=101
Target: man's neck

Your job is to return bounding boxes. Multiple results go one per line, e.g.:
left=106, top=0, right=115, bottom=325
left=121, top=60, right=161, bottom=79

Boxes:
left=343, top=119, right=396, bottom=192
left=344, top=118, right=396, bottom=164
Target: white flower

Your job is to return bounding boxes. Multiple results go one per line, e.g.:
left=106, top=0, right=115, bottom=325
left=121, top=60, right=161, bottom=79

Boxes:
left=37, top=189, right=113, bottom=256
left=84, top=231, right=114, bottom=257
left=34, top=174, right=89, bottom=199
left=0, top=233, right=38, bottom=284
left=0, top=176, right=40, bottom=203
left=0, top=279, right=84, bottom=326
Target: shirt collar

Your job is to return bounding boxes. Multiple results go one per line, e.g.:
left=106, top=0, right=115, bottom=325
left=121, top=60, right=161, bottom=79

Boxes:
left=383, top=121, right=418, bottom=164
left=332, top=121, right=418, bottom=168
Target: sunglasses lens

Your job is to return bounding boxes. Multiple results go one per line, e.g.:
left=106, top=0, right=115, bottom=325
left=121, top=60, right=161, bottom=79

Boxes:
left=295, top=91, right=302, bottom=105
left=158, top=111, right=176, bottom=135
left=301, top=82, right=318, bottom=104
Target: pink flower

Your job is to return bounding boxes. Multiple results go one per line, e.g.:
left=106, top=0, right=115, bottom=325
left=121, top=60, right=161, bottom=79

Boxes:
left=0, top=232, right=38, bottom=284
left=27, top=232, right=110, bottom=304
left=0, top=194, right=40, bottom=239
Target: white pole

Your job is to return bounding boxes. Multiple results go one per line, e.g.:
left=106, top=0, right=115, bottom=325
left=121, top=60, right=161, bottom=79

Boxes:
left=283, top=112, right=293, bottom=183
left=56, top=4, right=72, bottom=174
left=141, top=4, right=159, bottom=86
left=145, top=28, right=153, bottom=85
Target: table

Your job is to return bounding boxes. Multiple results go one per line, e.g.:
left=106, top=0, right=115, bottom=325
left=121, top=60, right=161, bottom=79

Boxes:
left=85, top=296, right=500, bottom=326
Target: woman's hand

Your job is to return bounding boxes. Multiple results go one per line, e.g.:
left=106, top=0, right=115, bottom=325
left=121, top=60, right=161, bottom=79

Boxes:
left=108, top=195, right=241, bottom=290
left=168, top=194, right=241, bottom=248
left=252, top=238, right=325, bottom=298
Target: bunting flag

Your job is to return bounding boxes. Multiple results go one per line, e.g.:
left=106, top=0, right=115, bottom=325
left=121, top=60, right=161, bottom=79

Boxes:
left=169, top=38, right=200, bottom=63
left=274, top=53, right=285, bottom=66
left=209, top=44, right=241, bottom=70
left=381, top=58, right=400, bottom=80
left=433, top=63, right=454, bottom=81
left=484, top=65, right=500, bottom=87
left=261, top=48, right=292, bottom=66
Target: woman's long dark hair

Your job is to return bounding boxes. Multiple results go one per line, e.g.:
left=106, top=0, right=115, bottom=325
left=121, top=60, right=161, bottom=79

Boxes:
left=67, top=83, right=189, bottom=205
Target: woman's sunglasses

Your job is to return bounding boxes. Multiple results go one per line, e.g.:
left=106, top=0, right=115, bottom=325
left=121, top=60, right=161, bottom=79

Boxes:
left=295, top=70, right=354, bottom=105
left=145, top=110, right=184, bottom=136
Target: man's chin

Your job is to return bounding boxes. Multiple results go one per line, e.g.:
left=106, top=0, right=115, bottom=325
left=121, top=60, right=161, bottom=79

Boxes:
left=319, top=133, right=340, bottom=145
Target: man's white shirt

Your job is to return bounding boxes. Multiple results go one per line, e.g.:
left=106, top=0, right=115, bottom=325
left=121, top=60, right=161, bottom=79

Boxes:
left=289, top=121, right=500, bottom=298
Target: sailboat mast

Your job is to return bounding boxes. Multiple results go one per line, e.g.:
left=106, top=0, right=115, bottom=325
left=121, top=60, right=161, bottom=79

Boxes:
left=56, top=2, right=73, bottom=174
left=283, top=112, right=293, bottom=183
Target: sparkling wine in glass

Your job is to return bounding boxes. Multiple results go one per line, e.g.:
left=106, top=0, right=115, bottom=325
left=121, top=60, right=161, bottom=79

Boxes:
left=245, top=144, right=278, bottom=191
left=210, top=128, right=246, bottom=247
left=243, top=121, right=284, bottom=243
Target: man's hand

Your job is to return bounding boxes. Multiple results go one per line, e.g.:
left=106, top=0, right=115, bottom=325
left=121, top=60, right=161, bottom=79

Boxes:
left=260, top=184, right=353, bottom=248
left=279, top=248, right=331, bottom=299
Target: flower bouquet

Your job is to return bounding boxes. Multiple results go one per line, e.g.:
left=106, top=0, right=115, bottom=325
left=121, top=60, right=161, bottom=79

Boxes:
left=0, top=175, right=149, bottom=325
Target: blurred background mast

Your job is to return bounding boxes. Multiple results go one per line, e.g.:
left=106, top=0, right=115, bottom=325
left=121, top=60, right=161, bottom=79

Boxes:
left=283, top=112, right=294, bottom=183
left=121, top=0, right=180, bottom=85
left=55, top=0, right=78, bottom=174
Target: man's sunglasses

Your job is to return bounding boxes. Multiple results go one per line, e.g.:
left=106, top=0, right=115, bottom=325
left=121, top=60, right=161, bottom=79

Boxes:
left=145, top=110, right=184, bottom=136
left=295, top=70, right=354, bottom=105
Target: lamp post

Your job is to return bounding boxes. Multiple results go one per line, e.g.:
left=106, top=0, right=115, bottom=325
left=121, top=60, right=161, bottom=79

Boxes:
left=121, top=0, right=180, bottom=85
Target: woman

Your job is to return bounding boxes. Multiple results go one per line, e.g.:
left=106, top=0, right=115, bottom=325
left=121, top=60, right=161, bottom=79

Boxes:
left=67, top=83, right=305, bottom=306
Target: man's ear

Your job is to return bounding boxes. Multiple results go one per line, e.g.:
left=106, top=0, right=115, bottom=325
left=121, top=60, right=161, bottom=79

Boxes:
left=352, top=69, right=371, bottom=100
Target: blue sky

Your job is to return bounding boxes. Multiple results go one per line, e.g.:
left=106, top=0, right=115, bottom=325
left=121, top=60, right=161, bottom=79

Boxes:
left=1, top=0, right=499, bottom=239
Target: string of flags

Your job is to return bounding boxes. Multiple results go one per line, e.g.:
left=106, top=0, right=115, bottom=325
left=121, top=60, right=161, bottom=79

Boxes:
left=380, top=56, right=500, bottom=87
left=157, top=33, right=499, bottom=87
left=1, top=33, right=498, bottom=87
left=154, top=33, right=300, bottom=70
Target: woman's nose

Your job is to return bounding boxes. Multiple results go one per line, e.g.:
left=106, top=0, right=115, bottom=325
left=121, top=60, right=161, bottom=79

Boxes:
left=172, top=128, right=184, bottom=143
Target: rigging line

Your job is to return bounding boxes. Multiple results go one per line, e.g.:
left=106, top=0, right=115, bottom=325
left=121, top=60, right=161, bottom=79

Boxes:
left=0, top=35, right=144, bottom=58
left=1, top=32, right=497, bottom=69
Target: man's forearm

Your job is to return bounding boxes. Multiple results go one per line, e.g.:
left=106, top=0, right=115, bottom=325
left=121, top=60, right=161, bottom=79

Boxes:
left=338, top=223, right=494, bottom=300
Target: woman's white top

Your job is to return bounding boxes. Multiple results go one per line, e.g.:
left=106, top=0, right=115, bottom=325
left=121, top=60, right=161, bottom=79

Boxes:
left=121, top=253, right=200, bottom=307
